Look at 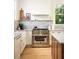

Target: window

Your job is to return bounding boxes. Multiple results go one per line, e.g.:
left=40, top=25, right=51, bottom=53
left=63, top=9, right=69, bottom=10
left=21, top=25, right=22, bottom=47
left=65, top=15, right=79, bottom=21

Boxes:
left=55, top=4, right=64, bottom=24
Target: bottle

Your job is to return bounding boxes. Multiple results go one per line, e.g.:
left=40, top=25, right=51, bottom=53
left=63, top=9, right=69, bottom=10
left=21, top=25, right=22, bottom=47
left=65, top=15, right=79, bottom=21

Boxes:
left=20, top=8, right=25, bottom=20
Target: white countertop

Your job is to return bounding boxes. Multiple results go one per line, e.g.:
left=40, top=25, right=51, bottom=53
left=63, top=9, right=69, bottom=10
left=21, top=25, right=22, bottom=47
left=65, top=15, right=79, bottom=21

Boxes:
left=50, top=30, right=64, bottom=43
left=15, top=29, right=64, bottom=43
left=14, top=31, right=26, bottom=39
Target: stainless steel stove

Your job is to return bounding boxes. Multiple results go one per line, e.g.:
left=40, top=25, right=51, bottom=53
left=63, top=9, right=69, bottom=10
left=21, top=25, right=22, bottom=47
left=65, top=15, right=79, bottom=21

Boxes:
left=32, top=28, right=49, bottom=47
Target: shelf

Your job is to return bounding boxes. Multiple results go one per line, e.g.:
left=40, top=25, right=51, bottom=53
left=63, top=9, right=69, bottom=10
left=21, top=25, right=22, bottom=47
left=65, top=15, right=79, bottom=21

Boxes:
left=32, top=14, right=49, bottom=16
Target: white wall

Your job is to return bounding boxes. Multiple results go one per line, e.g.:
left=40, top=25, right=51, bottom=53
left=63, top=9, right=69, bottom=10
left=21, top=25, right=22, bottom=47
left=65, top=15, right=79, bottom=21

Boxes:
left=51, top=0, right=64, bottom=30
left=15, top=0, right=64, bottom=29
left=50, top=0, right=64, bottom=20
left=56, top=0, right=64, bottom=4
left=15, top=0, right=64, bottom=20
left=17, top=0, right=52, bottom=20
left=14, top=0, right=19, bottom=20
left=55, top=0, right=64, bottom=30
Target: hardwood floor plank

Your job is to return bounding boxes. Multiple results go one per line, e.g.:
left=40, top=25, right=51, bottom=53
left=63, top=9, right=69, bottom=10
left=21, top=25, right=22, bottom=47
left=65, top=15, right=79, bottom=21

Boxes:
left=20, top=48, right=52, bottom=59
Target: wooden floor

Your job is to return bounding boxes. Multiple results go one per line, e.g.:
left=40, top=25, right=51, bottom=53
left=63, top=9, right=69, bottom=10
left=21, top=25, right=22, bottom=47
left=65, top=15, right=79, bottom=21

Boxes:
left=20, top=47, right=52, bottom=59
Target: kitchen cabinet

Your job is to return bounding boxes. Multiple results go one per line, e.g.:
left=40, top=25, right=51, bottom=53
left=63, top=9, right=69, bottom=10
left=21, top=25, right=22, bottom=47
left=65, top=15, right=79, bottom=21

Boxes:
left=51, top=31, right=64, bottom=59
left=58, top=42, right=64, bottom=59
left=26, top=30, right=32, bottom=45
left=20, top=32, right=27, bottom=54
left=52, top=37, right=58, bottom=59
left=14, top=37, right=20, bottom=59
left=14, top=31, right=27, bottom=59
left=52, top=37, right=64, bottom=59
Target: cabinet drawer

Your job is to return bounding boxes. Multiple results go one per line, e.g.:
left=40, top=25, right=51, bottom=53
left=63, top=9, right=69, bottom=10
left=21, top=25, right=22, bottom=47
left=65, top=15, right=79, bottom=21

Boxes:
left=20, top=40, right=26, bottom=54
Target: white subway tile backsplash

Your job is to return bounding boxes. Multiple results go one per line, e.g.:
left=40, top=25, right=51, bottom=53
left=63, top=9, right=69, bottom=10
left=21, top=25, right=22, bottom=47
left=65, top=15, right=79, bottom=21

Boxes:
left=20, top=20, right=53, bottom=29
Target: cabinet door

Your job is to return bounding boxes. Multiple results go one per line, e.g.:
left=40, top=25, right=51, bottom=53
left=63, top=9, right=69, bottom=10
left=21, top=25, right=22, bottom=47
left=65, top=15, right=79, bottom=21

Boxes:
left=52, top=33, right=64, bottom=59
left=14, top=38, right=20, bottom=59
left=26, top=31, right=32, bottom=45
left=62, top=43, right=64, bottom=59
left=52, top=39, right=55, bottom=59
left=52, top=36, right=59, bottom=59
left=54, top=40, right=58, bottom=59
left=20, top=33, right=27, bottom=54
left=58, top=43, right=64, bottom=59
left=21, top=33, right=27, bottom=45
left=20, top=39, right=24, bottom=54
left=58, top=43, right=62, bottom=59
left=52, top=37, right=58, bottom=59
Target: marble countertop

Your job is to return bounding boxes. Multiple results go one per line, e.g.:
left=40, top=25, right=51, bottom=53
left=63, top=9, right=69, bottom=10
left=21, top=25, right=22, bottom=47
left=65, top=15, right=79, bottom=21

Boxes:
left=14, top=29, right=64, bottom=43
left=50, top=30, right=64, bottom=43
left=14, top=31, right=26, bottom=39
left=14, top=32, right=21, bottom=39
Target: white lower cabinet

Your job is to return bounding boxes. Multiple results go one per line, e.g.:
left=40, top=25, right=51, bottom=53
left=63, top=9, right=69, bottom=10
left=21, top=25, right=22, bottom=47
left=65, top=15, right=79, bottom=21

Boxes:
left=20, top=33, right=26, bottom=54
left=14, top=37, right=20, bottom=59
left=26, top=31, right=32, bottom=45
left=14, top=31, right=27, bottom=59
